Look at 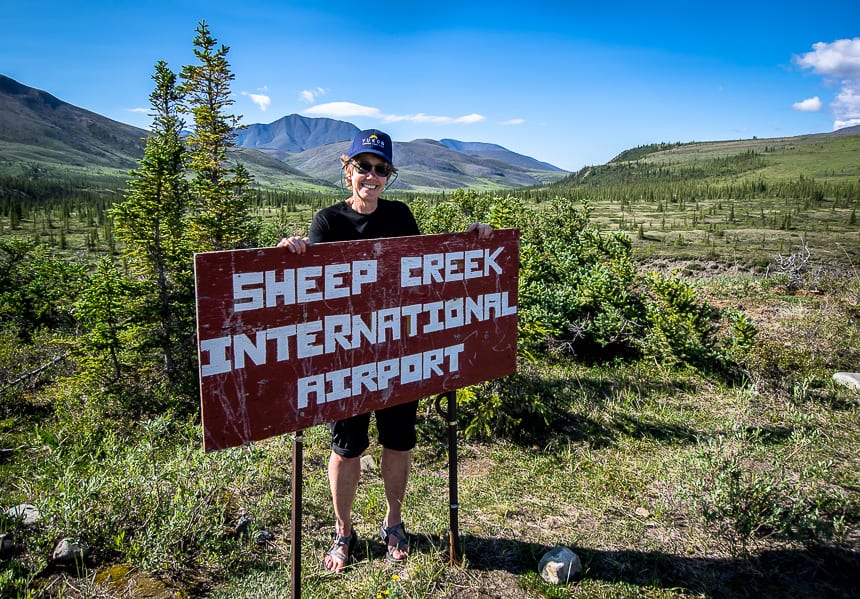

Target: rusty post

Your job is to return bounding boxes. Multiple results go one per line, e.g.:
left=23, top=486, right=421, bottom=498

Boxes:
left=290, top=430, right=304, bottom=599
left=436, top=391, right=462, bottom=565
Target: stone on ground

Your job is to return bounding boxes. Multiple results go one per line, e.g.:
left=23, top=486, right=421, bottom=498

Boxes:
left=538, top=545, right=582, bottom=584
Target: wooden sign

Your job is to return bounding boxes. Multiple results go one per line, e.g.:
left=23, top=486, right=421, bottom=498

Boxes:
left=194, top=229, right=519, bottom=451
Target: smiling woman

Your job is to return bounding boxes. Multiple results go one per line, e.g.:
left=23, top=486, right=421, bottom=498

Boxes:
left=275, top=127, right=493, bottom=573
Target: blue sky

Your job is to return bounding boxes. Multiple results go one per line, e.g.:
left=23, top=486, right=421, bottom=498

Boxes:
left=2, top=1, right=858, bottom=172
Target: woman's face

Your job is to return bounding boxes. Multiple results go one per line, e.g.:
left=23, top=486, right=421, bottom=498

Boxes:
left=348, top=153, right=390, bottom=203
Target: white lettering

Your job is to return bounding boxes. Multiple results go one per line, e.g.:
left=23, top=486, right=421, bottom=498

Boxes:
left=297, top=375, right=325, bottom=409
left=232, top=260, right=379, bottom=311
left=484, top=247, right=503, bottom=276
left=424, top=301, right=445, bottom=333
left=296, top=266, right=323, bottom=303
left=327, top=368, right=351, bottom=402
left=293, top=343, right=466, bottom=409
left=265, top=269, right=296, bottom=307
left=233, top=272, right=263, bottom=312
left=401, top=256, right=421, bottom=287
left=266, top=325, right=296, bottom=360
left=296, top=321, right=323, bottom=358
left=200, top=295, right=514, bottom=377
left=464, top=249, right=483, bottom=279
left=352, top=260, right=377, bottom=294
left=324, top=263, right=351, bottom=299
left=233, top=331, right=267, bottom=369
left=445, top=251, right=464, bottom=281
left=399, top=248, right=505, bottom=287
left=200, top=336, right=232, bottom=376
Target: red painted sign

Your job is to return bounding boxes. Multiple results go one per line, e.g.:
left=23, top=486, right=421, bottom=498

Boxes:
left=194, top=229, right=519, bottom=451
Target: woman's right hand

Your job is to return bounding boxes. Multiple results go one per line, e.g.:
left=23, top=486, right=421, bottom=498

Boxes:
left=277, top=236, right=311, bottom=254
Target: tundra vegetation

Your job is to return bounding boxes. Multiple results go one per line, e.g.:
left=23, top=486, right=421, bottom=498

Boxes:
left=1, top=22, right=859, bottom=599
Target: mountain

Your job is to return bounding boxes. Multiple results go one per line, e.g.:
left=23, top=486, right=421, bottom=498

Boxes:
left=0, top=74, right=568, bottom=190
left=234, top=116, right=568, bottom=190
left=832, top=124, right=860, bottom=136
left=439, top=139, right=565, bottom=172
left=277, top=136, right=567, bottom=191
left=235, top=114, right=358, bottom=154
left=0, top=74, right=147, bottom=170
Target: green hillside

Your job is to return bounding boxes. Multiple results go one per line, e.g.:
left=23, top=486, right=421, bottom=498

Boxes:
left=561, top=130, right=860, bottom=186
left=513, top=130, right=860, bottom=269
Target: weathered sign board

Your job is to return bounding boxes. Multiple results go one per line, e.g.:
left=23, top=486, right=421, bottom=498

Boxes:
left=194, top=229, right=519, bottom=451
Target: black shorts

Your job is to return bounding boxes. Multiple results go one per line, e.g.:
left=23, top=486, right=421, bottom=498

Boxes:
left=328, top=400, right=420, bottom=458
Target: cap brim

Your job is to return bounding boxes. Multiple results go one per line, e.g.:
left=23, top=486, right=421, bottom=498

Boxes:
left=348, top=148, right=392, bottom=163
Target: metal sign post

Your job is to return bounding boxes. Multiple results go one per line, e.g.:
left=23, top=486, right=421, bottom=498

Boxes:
left=436, top=391, right=462, bottom=565
left=290, top=430, right=303, bottom=599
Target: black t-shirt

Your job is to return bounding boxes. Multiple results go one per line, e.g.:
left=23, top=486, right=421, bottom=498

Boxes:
left=309, top=198, right=420, bottom=243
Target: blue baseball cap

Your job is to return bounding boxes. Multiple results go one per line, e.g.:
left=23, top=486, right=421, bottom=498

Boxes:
left=347, top=129, right=393, bottom=163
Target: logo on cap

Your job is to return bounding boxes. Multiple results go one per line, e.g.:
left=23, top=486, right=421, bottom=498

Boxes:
left=364, top=134, right=385, bottom=149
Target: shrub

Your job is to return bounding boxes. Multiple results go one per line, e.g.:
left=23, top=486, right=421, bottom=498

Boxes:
left=683, top=427, right=851, bottom=554
left=0, top=237, right=85, bottom=341
left=411, top=191, right=744, bottom=440
left=638, top=272, right=719, bottom=368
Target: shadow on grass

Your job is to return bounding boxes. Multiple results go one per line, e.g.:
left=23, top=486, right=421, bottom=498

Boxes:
left=445, top=533, right=860, bottom=599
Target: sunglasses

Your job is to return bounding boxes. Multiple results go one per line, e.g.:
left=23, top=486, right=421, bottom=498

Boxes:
left=350, top=160, right=393, bottom=177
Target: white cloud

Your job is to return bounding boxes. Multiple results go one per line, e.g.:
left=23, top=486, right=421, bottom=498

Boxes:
left=792, top=96, right=822, bottom=112
left=302, top=102, right=484, bottom=125
left=300, top=87, right=327, bottom=103
left=794, top=38, right=860, bottom=130
left=795, top=38, right=860, bottom=78
left=383, top=112, right=485, bottom=125
left=833, top=80, right=860, bottom=130
left=127, top=107, right=149, bottom=114
left=304, top=101, right=383, bottom=118
left=498, top=118, right=525, bottom=126
left=242, top=91, right=271, bottom=112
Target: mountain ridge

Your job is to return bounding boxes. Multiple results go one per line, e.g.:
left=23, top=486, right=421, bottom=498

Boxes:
left=0, top=73, right=567, bottom=191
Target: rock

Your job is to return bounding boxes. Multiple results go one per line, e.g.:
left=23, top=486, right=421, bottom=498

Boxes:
left=236, top=515, right=253, bottom=536
left=0, top=532, right=16, bottom=559
left=52, top=538, right=90, bottom=565
left=833, top=372, right=860, bottom=391
left=538, top=545, right=582, bottom=584
left=360, top=455, right=377, bottom=471
left=6, top=504, right=40, bottom=526
left=255, top=530, right=274, bottom=545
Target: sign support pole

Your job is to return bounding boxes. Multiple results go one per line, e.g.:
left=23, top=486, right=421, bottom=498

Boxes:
left=437, top=391, right=462, bottom=565
left=290, top=430, right=304, bottom=599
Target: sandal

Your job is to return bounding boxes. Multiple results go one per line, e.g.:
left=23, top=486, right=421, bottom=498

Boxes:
left=380, top=522, right=409, bottom=564
left=323, top=531, right=357, bottom=573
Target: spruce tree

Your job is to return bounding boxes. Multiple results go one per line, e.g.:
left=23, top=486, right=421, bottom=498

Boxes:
left=180, top=20, right=259, bottom=252
left=111, top=60, right=193, bottom=388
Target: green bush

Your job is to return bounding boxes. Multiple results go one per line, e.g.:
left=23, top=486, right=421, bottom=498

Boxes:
left=638, top=272, right=718, bottom=367
left=0, top=237, right=85, bottom=341
left=410, top=191, right=748, bottom=439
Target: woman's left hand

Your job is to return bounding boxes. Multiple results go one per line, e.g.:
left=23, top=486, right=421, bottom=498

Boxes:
left=466, top=222, right=493, bottom=240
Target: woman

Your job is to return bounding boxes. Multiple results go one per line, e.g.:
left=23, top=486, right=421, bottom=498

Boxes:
left=280, top=129, right=491, bottom=573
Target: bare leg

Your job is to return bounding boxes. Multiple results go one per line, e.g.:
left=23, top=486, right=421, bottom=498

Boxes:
left=381, top=447, right=411, bottom=560
left=325, top=451, right=360, bottom=572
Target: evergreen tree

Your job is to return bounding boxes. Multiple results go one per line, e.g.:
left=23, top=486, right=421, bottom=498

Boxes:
left=180, top=20, right=259, bottom=251
left=111, top=61, right=193, bottom=386
left=75, top=257, right=134, bottom=382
